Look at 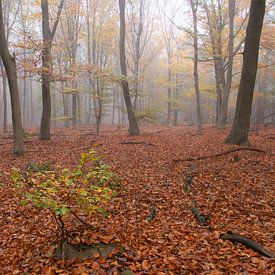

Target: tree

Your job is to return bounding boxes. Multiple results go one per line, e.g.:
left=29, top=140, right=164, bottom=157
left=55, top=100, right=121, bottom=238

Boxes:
left=0, top=0, right=24, bottom=155
left=201, top=0, right=248, bottom=128
left=119, top=0, right=140, bottom=135
left=226, top=0, right=266, bottom=145
left=40, top=0, right=64, bottom=140
left=189, top=0, right=203, bottom=134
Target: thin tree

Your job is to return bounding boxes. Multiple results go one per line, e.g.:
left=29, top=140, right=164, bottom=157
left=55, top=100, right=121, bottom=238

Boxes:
left=119, top=0, right=140, bottom=135
left=226, top=0, right=266, bottom=144
left=40, top=0, right=64, bottom=140
left=189, top=0, right=203, bottom=134
left=0, top=0, right=24, bottom=155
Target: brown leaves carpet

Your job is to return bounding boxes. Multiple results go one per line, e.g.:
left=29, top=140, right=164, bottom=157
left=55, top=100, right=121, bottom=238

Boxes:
left=0, top=125, right=274, bottom=274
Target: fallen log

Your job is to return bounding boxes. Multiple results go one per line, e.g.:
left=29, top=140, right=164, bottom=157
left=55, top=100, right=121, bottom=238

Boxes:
left=220, top=232, right=275, bottom=258
left=191, top=200, right=210, bottom=226
left=173, top=147, right=267, bottom=162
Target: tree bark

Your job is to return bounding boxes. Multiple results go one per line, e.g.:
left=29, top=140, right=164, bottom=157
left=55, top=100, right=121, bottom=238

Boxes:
left=0, top=60, right=8, bottom=133
left=119, top=0, right=140, bottom=135
left=0, top=0, right=24, bottom=155
left=40, top=0, right=64, bottom=140
left=221, top=0, right=235, bottom=126
left=190, top=0, right=203, bottom=134
left=226, top=0, right=266, bottom=145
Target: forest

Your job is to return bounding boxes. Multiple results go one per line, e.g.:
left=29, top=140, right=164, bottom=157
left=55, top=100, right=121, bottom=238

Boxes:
left=0, top=0, right=274, bottom=274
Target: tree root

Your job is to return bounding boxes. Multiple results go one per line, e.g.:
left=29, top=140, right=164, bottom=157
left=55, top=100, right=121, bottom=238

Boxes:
left=220, top=232, right=275, bottom=258
left=173, top=147, right=268, bottom=162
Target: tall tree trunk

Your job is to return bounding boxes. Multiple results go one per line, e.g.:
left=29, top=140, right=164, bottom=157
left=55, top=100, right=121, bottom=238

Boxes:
left=119, top=0, right=140, bottom=135
left=0, top=60, right=8, bottom=133
left=221, top=0, right=235, bottom=126
left=30, top=78, right=33, bottom=125
left=226, top=0, right=266, bottom=145
left=133, top=0, right=144, bottom=112
left=40, top=0, right=64, bottom=140
left=86, top=0, right=92, bottom=125
left=40, top=0, right=52, bottom=140
left=166, top=63, right=172, bottom=126
left=190, top=0, right=203, bottom=134
left=0, top=0, right=24, bottom=155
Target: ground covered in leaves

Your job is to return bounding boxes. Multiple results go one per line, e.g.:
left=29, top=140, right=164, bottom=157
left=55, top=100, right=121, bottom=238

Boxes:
left=0, top=125, right=274, bottom=274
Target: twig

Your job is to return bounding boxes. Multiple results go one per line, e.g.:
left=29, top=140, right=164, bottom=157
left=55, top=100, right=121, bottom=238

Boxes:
left=70, top=210, right=94, bottom=229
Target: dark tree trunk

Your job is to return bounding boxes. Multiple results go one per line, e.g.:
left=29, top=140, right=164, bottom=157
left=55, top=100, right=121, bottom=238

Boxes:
left=226, top=0, right=266, bottom=144
left=40, top=0, right=52, bottom=140
left=119, top=0, right=140, bottom=135
left=190, top=0, right=202, bottom=134
left=40, top=0, right=64, bottom=140
left=0, top=0, right=24, bottom=155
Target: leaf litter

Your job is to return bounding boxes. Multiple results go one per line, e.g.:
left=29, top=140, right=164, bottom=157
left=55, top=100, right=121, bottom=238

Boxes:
left=0, top=125, right=274, bottom=274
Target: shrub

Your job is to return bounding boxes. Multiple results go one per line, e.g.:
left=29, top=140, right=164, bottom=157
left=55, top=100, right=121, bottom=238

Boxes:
left=11, top=149, right=115, bottom=241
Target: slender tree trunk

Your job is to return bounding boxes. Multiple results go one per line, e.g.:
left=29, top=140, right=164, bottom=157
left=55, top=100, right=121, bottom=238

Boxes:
left=40, top=0, right=52, bottom=140
left=167, top=63, right=172, bottom=126
left=119, top=0, right=140, bottom=135
left=226, top=0, right=266, bottom=144
left=86, top=0, right=92, bottom=125
left=190, top=0, right=202, bottom=134
left=0, top=60, right=8, bottom=133
left=0, top=0, right=24, bottom=155
left=30, top=78, right=33, bottom=125
left=221, top=0, right=235, bottom=127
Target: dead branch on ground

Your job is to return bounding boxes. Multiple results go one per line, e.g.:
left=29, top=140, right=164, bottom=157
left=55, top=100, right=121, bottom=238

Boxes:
left=220, top=232, right=275, bottom=258
left=173, top=147, right=268, bottom=162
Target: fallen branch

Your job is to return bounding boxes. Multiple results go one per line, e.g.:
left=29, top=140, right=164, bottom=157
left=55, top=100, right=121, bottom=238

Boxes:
left=191, top=200, right=210, bottom=226
left=220, top=232, right=275, bottom=258
left=146, top=205, right=157, bottom=221
left=173, top=147, right=267, bottom=162
left=258, top=112, right=275, bottom=121
left=184, top=174, right=193, bottom=193
left=120, top=141, right=156, bottom=146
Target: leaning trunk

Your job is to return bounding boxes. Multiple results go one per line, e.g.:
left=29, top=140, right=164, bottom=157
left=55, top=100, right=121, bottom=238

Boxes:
left=0, top=0, right=24, bottom=155
left=119, top=0, right=140, bottom=135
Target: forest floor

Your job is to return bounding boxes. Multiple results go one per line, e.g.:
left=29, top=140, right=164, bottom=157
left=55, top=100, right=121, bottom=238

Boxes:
left=0, top=125, right=274, bottom=274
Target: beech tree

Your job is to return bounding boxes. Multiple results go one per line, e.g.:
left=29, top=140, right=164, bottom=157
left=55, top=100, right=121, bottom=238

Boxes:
left=119, top=0, right=140, bottom=135
left=0, top=0, right=24, bottom=155
left=40, top=0, right=64, bottom=140
left=189, top=0, right=203, bottom=134
left=226, top=0, right=266, bottom=144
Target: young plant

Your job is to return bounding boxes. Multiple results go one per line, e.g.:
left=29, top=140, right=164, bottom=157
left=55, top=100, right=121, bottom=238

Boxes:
left=12, top=149, right=115, bottom=243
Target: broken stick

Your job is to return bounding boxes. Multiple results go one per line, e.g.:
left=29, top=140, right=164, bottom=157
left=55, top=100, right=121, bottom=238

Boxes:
left=191, top=200, right=210, bottom=226
left=220, top=232, right=275, bottom=258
